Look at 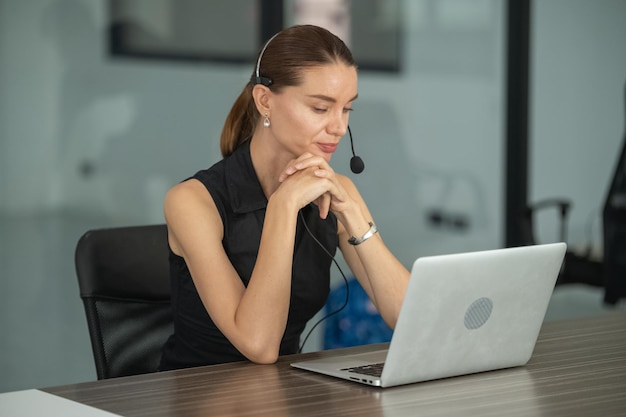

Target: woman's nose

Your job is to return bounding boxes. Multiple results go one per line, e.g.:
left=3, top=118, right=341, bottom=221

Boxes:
left=328, top=113, right=348, bottom=137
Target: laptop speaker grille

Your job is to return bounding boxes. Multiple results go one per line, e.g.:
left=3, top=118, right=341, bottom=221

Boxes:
left=464, top=297, right=493, bottom=329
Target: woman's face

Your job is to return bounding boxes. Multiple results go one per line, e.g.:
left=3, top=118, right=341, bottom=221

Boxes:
left=268, top=63, right=358, bottom=162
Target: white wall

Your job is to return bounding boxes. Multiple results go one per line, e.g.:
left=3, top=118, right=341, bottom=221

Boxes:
left=0, top=0, right=62, bottom=212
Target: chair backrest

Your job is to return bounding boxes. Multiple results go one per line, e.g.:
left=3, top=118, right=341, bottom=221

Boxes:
left=602, top=79, right=626, bottom=305
left=75, top=224, right=173, bottom=379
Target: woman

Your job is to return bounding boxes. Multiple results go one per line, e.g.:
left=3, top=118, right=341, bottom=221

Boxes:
left=159, top=25, right=409, bottom=370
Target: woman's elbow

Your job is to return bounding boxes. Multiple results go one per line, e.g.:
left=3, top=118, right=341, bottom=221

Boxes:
left=240, top=340, right=280, bottom=364
left=246, top=350, right=279, bottom=364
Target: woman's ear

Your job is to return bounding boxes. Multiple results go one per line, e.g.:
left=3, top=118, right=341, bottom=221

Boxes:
left=252, top=84, right=271, bottom=116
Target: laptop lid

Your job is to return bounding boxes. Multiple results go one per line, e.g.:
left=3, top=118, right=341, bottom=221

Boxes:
left=291, top=242, right=567, bottom=388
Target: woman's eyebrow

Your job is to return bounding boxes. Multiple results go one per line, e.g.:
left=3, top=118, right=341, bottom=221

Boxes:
left=306, top=93, right=359, bottom=103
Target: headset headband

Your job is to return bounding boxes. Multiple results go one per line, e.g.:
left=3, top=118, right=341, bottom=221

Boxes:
left=251, top=32, right=279, bottom=87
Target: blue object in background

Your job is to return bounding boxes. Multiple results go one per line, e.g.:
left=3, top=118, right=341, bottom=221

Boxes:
left=323, top=278, right=393, bottom=349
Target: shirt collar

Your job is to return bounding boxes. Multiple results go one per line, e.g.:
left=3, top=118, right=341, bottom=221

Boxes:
left=224, top=139, right=268, bottom=214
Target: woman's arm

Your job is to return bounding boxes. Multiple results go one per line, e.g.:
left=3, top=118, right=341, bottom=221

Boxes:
left=278, top=154, right=410, bottom=328
left=334, top=175, right=410, bottom=329
left=165, top=178, right=299, bottom=364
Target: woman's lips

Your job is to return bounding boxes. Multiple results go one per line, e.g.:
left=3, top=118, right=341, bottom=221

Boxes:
left=317, top=143, right=338, bottom=154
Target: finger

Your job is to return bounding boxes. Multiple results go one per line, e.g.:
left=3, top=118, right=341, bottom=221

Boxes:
left=278, top=166, right=297, bottom=183
left=278, top=154, right=310, bottom=182
left=278, top=153, right=329, bottom=182
left=293, top=154, right=329, bottom=171
left=317, top=192, right=331, bottom=219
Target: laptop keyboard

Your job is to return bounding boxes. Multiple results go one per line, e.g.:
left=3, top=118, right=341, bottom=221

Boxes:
left=341, top=362, right=385, bottom=377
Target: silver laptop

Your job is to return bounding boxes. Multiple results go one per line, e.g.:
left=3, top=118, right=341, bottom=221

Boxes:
left=291, top=242, right=567, bottom=388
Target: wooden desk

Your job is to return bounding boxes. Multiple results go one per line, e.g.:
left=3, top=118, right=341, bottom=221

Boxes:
left=43, top=313, right=626, bottom=417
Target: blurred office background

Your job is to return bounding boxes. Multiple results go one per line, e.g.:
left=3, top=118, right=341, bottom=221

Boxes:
left=1, top=0, right=625, bottom=393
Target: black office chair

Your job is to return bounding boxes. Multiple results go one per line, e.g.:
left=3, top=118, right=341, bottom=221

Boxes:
left=521, top=79, right=626, bottom=305
left=602, top=79, right=626, bottom=305
left=520, top=198, right=604, bottom=288
left=75, top=224, right=173, bottom=379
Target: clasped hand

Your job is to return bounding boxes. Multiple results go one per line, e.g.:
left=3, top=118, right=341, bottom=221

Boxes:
left=277, top=153, right=348, bottom=219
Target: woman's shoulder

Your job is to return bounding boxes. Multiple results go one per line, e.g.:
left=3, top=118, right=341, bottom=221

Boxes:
left=192, top=158, right=227, bottom=185
left=165, top=164, right=230, bottom=225
left=165, top=179, right=212, bottom=211
left=170, top=159, right=229, bottom=201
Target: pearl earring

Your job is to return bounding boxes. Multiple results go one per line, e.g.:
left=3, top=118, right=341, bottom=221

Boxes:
left=263, top=113, right=270, bottom=128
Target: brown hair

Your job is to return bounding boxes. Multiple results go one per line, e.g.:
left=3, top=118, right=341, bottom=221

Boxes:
left=219, top=25, right=356, bottom=158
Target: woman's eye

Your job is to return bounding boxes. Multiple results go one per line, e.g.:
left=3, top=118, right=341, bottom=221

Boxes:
left=312, top=106, right=353, bottom=114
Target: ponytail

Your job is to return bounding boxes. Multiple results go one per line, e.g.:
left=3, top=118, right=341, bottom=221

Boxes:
left=220, top=83, right=259, bottom=158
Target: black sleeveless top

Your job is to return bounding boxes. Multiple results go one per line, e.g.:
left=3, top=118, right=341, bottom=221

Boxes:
left=160, top=140, right=338, bottom=370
